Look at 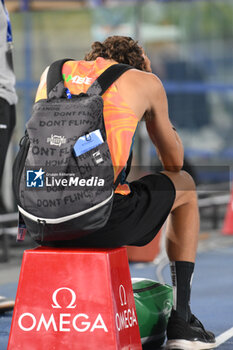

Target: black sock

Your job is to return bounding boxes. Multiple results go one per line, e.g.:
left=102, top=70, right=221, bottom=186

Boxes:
left=170, top=261, right=194, bottom=322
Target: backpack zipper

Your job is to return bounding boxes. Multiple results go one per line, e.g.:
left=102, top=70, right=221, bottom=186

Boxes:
left=133, top=283, right=161, bottom=294
left=18, top=190, right=114, bottom=224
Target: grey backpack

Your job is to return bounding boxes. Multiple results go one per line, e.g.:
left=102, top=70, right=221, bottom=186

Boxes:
left=13, top=59, right=132, bottom=244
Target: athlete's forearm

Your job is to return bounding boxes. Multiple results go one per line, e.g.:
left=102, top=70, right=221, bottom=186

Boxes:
left=148, top=125, right=184, bottom=172
left=163, top=129, right=184, bottom=172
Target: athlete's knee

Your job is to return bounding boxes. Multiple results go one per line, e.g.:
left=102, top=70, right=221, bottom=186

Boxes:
left=162, top=170, right=196, bottom=192
left=176, top=171, right=198, bottom=208
left=179, top=170, right=196, bottom=191
left=163, top=170, right=198, bottom=211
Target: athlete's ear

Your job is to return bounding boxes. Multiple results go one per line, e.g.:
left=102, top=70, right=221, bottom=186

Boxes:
left=142, top=50, right=152, bottom=72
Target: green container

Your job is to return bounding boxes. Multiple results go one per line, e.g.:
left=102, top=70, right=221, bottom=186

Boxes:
left=132, top=278, right=173, bottom=347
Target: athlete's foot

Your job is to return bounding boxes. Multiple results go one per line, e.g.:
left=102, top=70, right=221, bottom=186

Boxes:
left=165, top=309, right=216, bottom=350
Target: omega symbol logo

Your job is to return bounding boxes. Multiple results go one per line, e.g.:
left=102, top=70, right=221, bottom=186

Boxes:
left=51, top=287, right=77, bottom=309
left=119, top=285, right=127, bottom=306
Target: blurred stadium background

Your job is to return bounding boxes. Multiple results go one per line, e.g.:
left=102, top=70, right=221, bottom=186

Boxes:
left=1, top=3, right=233, bottom=349
left=1, top=0, right=233, bottom=255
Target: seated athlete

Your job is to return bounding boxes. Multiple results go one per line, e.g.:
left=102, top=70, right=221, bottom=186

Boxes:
left=35, top=36, right=216, bottom=350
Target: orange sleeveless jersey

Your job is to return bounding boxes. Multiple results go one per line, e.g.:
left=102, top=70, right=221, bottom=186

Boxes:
left=35, top=57, right=139, bottom=195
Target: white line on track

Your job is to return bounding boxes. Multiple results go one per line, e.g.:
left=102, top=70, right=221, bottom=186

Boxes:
left=216, top=326, right=233, bottom=346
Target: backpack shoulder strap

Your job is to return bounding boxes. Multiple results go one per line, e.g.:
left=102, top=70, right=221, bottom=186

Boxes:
left=87, top=63, right=133, bottom=96
left=46, top=58, right=73, bottom=99
left=46, top=61, right=132, bottom=99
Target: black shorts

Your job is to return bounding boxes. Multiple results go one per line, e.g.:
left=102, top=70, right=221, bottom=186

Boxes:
left=65, top=173, right=176, bottom=248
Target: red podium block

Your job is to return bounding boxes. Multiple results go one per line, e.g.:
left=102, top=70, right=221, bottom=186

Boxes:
left=8, top=246, right=142, bottom=350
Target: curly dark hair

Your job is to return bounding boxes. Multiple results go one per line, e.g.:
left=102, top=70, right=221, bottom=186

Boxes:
left=84, top=36, right=147, bottom=71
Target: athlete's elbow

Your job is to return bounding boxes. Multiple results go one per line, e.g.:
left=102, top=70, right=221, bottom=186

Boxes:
left=164, top=164, right=183, bottom=172
left=163, top=157, right=184, bottom=172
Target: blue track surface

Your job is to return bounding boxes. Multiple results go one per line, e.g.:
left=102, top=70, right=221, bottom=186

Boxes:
left=130, top=247, right=233, bottom=349
left=1, top=244, right=233, bottom=349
